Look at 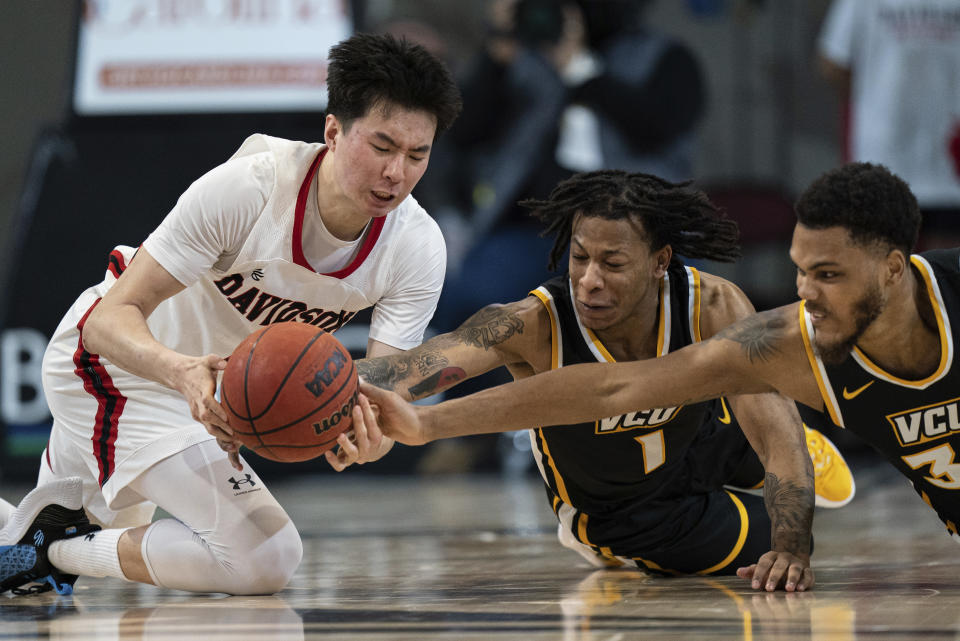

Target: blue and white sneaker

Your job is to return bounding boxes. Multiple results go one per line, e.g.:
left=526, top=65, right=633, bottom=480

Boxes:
left=0, top=478, right=99, bottom=595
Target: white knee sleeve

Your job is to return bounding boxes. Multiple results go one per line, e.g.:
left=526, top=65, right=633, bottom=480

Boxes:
left=129, top=441, right=303, bottom=595
left=141, top=516, right=302, bottom=594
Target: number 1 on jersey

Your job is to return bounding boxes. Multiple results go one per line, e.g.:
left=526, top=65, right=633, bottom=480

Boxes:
left=634, top=430, right=666, bottom=474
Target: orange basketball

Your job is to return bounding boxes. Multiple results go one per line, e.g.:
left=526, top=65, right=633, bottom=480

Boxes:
left=220, top=323, right=358, bottom=462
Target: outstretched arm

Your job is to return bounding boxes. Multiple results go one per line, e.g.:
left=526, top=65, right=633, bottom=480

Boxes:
left=362, top=304, right=824, bottom=444
left=327, top=297, right=548, bottom=470
left=356, top=297, right=549, bottom=401
left=361, top=319, right=777, bottom=445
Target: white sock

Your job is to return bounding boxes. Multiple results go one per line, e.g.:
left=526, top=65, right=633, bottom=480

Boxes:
left=48, top=527, right=128, bottom=580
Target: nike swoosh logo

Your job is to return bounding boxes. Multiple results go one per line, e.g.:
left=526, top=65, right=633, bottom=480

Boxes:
left=842, top=381, right=875, bottom=400
left=718, top=398, right=732, bottom=424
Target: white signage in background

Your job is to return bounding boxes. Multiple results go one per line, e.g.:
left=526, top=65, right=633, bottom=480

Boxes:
left=1, top=329, right=51, bottom=425
left=74, top=0, right=353, bottom=115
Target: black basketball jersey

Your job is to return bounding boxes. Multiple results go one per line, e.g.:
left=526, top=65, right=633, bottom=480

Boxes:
left=529, top=264, right=723, bottom=523
left=800, top=249, right=960, bottom=534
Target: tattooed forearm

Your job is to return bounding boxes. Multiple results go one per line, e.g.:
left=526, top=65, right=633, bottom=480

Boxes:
left=415, top=351, right=449, bottom=376
left=408, top=367, right=467, bottom=399
left=357, top=347, right=462, bottom=399
left=356, top=357, right=412, bottom=391
left=764, top=472, right=814, bottom=556
left=454, top=305, right=524, bottom=349
left=357, top=303, right=524, bottom=398
left=715, top=312, right=788, bottom=363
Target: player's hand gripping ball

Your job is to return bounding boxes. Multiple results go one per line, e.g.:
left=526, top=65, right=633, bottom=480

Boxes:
left=221, top=322, right=359, bottom=462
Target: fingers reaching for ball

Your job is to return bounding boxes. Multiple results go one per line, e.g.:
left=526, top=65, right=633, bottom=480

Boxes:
left=201, top=394, right=233, bottom=439
left=324, top=393, right=389, bottom=472
left=214, top=437, right=243, bottom=471
left=215, top=440, right=243, bottom=472
left=356, top=393, right=383, bottom=449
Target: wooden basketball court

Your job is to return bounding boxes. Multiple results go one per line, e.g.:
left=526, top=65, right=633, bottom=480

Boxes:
left=1, top=461, right=958, bottom=640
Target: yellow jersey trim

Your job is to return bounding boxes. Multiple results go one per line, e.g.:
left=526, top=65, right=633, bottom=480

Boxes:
left=697, top=491, right=749, bottom=575
left=577, top=512, right=592, bottom=546
left=530, top=287, right=573, bottom=512
left=685, top=266, right=702, bottom=342
left=575, top=273, right=671, bottom=363
left=632, top=556, right=683, bottom=576
left=530, top=287, right=561, bottom=369
left=568, top=278, right=620, bottom=362
left=851, top=255, right=953, bottom=388
left=585, top=327, right=616, bottom=363
left=536, top=427, right=572, bottom=506
left=657, top=273, right=670, bottom=356
left=798, top=301, right=845, bottom=428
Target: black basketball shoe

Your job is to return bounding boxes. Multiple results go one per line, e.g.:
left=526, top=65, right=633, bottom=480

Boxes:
left=0, top=478, right=100, bottom=595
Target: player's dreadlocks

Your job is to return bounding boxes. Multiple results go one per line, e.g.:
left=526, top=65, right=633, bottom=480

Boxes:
left=522, top=169, right=741, bottom=271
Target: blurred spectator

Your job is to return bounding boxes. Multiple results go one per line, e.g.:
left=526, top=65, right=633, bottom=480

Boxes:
left=818, top=0, right=960, bottom=249
left=428, top=0, right=707, bottom=332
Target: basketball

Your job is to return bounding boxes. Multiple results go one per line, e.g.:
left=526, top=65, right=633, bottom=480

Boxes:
left=220, top=323, right=359, bottom=462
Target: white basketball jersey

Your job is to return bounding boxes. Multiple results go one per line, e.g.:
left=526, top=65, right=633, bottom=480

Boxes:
left=145, top=133, right=445, bottom=355
left=41, top=134, right=445, bottom=507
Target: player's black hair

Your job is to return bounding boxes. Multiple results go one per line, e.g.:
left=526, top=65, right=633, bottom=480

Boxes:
left=795, top=162, right=921, bottom=255
left=326, top=33, right=462, bottom=138
left=523, top=169, right=741, bottom=270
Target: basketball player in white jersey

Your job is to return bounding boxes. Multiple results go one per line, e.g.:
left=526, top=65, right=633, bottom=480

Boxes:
left=0, top=33, right=462, bottom=596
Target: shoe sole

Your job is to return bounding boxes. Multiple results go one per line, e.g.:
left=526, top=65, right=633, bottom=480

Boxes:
left=0, top=501, right=95, bottom=595
left=0, top=478, right=84, bottom=546
left=815, top=474, right=856, bottom=508
left=0, top=544, right=45, bottom=593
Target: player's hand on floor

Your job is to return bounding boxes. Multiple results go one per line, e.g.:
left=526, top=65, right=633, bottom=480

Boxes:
left=737, top=551, right=814, bottom=592
left=325, top=393, right=385, bottom=471
left=359, top=382, right=430, bottom=445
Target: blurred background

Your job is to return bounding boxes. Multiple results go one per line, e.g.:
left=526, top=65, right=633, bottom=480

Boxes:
left=1, top=0, right=957, bottom=482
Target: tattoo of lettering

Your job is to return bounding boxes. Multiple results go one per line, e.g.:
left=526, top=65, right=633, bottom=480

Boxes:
left=454, top=306, right=524, bottom=349
left=764, top=472, right=814, bottom=556
left=715, top=312, right=788, bottom=363
left=356, top=357, right=412, bottom=391
left=415, top=351, right=449, bottom=376
left=408, top=367, right=467, bottom=399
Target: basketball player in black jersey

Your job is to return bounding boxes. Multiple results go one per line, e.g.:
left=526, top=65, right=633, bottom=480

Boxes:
left=345, top=170, right=854, bottom=593
left=359, top=162, right=960, bottom=592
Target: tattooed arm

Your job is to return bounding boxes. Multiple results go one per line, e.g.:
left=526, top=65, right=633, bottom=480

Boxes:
left=367, top=305, right=807, bottom=440
left=325, top=304, right=546, bottom=472
left=727, top=384, right=815, bottom=592
left=697, top=276, right=815, bottom=591
left=356, top=296, right=550, bottom=402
